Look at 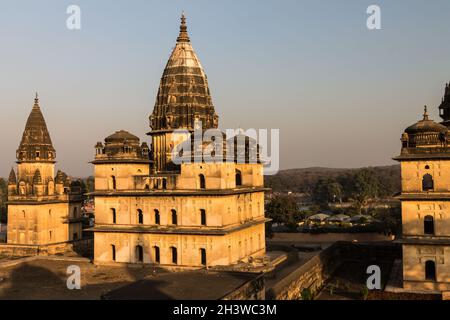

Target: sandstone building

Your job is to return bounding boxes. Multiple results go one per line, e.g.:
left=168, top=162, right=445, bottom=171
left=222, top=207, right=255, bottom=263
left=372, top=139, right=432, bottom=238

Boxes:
left=90, top=15, right=268, bottom=268
left=395, top=84, right=450, bottom=292
left=6, top=95, right=83, bottom=246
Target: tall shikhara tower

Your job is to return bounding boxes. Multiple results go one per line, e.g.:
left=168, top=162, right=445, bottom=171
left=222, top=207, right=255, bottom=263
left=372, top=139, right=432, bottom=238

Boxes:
left=7, top=95, right=83, bottom=247
left=90, top=15, right=268, bottom=268
left=395, top=84, right=450, bottom=292
left=149, top=14, right=218, bottom=172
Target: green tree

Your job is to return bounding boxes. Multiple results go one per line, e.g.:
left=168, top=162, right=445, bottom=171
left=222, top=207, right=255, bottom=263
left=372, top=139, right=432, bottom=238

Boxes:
left=350, top=169, right=380, bottom=213
left=312, top=178, right=343, bottom=207
left=266, top=195, right=302, bottom=231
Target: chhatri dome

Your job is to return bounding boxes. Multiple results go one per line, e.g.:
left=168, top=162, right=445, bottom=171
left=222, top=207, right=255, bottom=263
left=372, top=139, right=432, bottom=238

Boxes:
left=149, top=14, right=218, bottom=132
left=401, top=106, right=449, bottom=150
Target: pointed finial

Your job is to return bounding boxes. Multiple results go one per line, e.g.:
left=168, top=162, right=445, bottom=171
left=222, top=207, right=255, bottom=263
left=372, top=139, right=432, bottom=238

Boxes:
left=177, top=12, right=190, bottom=43
left=34, top=92, right=39, bottom=106
left=423, top=105, right=429, bottom=120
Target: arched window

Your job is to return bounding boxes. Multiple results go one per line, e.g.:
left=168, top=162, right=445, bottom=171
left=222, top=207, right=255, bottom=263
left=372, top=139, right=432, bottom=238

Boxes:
left=111, top=208, right=117, bottom=224
left=111, top=176, right=117, bottom=190
left=425, top=260, right=436, bottom=281
left=200, top=248, right=207, bottom=266
left=136, top=245, right=143, bottom=263
left=171, top=247, right=178, bottom=264
left=199, top=174, right=206, bottom=189
left=171, top=209, right=178, bottom=225
left=138, top=209, right=144, bottom=224
left=422, top=174, right=434, bottom=191
left=154, top=209, right=160, bottom=225
left=111, top=245, right=116, bottom=261
left=73, top=207, right=78, bottom=218
left=236, top=169, right=242, bottom=186
left=154, top=246, right=160, bottom=264
left=162, top=178, right=167, bottom=190
left=424, top=215, right=435, bottom=235
left=200, top=209, right=206, bottom=226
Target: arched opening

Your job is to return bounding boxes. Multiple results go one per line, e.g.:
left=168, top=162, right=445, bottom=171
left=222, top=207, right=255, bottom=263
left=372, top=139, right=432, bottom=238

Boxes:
left=422, top=174, right=434, bottom=191
left=154, top=246, right=160, bottom=264
left=111, top=176, right=117, bottom=190
left=111, top=208, right=117, bottom=224
left=137, top=209, right=144, bottom=224
left=154, top=209, right=160, bottom=225
left=162, top=179, right=167, bottom=190
left=235, top=169, right=242, bottom=186
left=171, top=209, right=177, bottom=225
left=200, top=209, right=206, bottom=226
left=171, top=247, right=178, bottom=264
left=424, top=215, right=435, bottom=235
left=136, top=245, right=143, bottom=263
left=111, top=245, right=116, bottom=261
left=200, top=248, right=207, bottom=266
left=73, top=207, right=78, bottom=218
left=199, top=174, right=206, bottom=189
left=425, top=260, right=436, bottom=281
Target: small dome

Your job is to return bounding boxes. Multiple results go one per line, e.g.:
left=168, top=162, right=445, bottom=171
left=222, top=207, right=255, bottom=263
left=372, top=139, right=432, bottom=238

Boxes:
left=402, top=106, right=449, bottom=149
left=105, top=130, right=140, bottom=144
left=405, top=118, right=447, bottom=135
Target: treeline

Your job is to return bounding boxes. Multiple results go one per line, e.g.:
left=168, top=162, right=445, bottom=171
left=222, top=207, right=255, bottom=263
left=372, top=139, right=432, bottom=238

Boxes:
left=265, top=165, right=400, bottom=200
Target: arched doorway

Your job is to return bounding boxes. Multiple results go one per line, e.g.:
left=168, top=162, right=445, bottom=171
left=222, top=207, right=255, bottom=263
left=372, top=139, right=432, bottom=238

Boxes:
left=425, top=260, right=436, bottom=281
left=422, top=174, right=434, bottom=191
left=424, top=215, right=434, bottom=235
left=136, top=245, right=143, bottom=263
left=199, top=174, right=206, bottom=189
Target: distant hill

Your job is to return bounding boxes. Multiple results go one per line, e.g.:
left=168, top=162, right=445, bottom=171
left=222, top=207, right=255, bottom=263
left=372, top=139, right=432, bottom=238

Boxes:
left=265, top=165, right=401, bottom=195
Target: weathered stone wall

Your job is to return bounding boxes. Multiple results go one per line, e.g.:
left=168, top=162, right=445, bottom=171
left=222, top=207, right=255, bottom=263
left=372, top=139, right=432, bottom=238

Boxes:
left=0, top=238, right=93, bottom=258
left=266, top=243, right=342, bottom=300
left=270, top=232, right=394, bottom=243
left=221, top=273, right=265, bottom=300
left=266, top=242, right=401, bottom=300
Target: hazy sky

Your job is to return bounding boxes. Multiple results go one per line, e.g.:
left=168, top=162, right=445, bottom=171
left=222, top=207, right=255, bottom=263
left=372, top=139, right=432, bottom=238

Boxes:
left=1, top=0, right=450, bottom=177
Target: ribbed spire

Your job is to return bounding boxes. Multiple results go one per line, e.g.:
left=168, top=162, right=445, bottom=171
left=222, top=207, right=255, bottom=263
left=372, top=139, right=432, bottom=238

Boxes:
left=423, top=105, right=429, bottom=121
left=177, top=13, right=190, bottom=43
left=149, top=14, right=218, bottom=132
left=8, top=168, right=17, bottom=185
left=33, top=169, right=42, bottom=185
left=55, top=170, right=67, bottom=184
left=16, top=94, right=56, bottom=162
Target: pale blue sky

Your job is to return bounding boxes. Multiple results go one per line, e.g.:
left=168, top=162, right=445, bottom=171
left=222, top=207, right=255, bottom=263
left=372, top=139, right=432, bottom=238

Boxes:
left=1, top=0, right=450, bottom=177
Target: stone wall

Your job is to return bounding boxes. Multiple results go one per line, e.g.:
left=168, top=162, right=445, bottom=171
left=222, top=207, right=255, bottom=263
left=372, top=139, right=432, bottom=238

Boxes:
left=270, top=232, right=394, bottom=243
left=0, top=238, right=93, bottom=258
left=266, top=243, right=342, bottom=300
left=266, top=242, right=401, bottom=300
left=221, top=273, right=265, bottom=300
